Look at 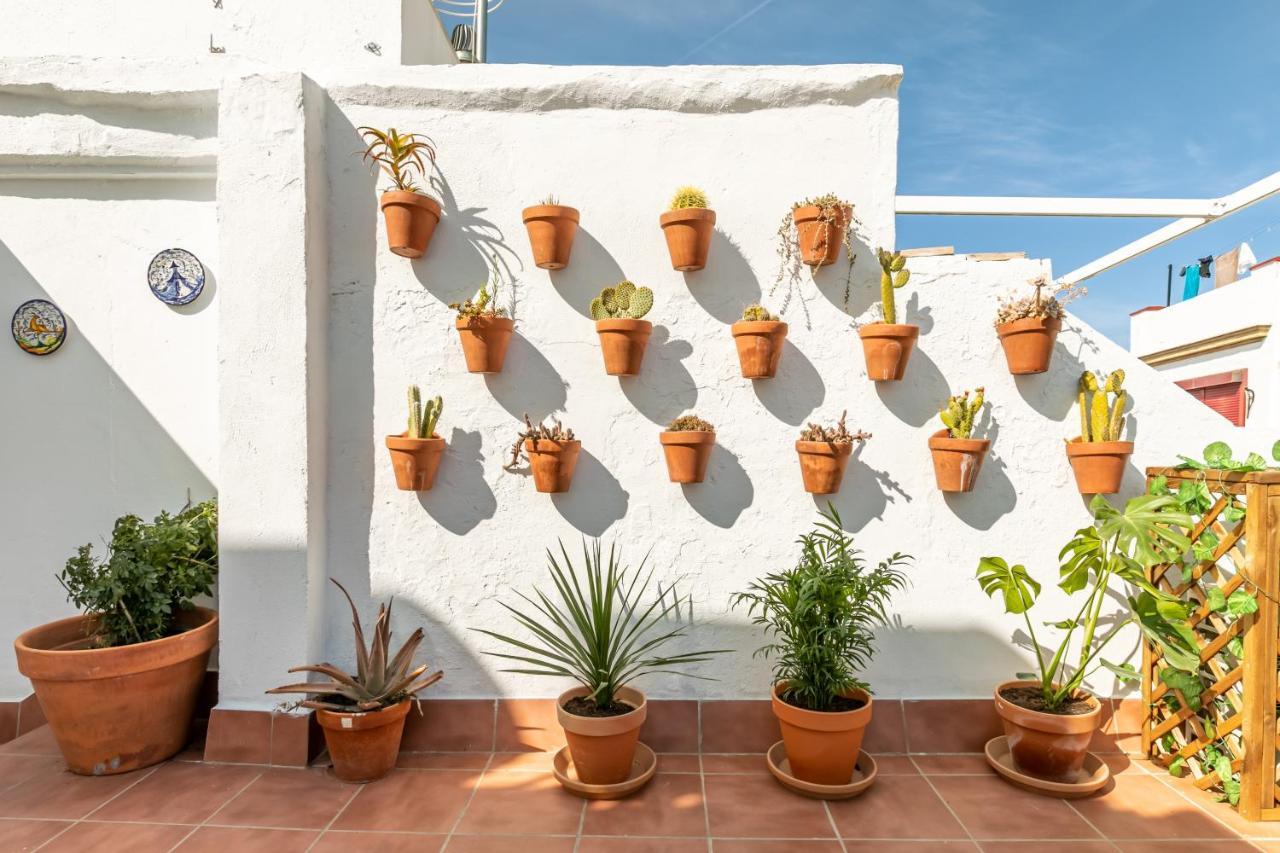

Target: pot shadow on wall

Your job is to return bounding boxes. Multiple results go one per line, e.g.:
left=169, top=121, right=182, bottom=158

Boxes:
left=1013, top=325, right=1097, bottom=422
left=620, top=326, right=698, bottom=425
left=415, top=427, right=497, bottom=536
left=680, top=444, right=753, bottom=528
left=482, top=332, right=569, bottom=421
left=549, top=448, right=629, bottom=536
left=548, top=228, right=625, bottom=319
left=809, top=227, right=877, bottom=321
left=873, top=345, right=950, bottom=428
left=684, top=230, right=762, bottom=323
left=940, top=420, right=1018, bottom=530
left=752, top=340, right=825, bottom=426
left=819, top=444, right=911, bottom=532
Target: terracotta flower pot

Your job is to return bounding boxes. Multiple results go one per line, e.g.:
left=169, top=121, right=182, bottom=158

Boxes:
left=858, top=323, right=919, bottom=381
left=660, top=431, right=715, bottom=484
left=994, top=680, right=1102, bottom=783
left=456, top=315, right=514, bottom=374
left=997, top=317, right=1061, bottom=375
left=793, top=204, right=851, bottom=267
left=928, top=430, right=990, bottom=493
left=14, top=607, right=218, bottom=775
left=523, top=204, right=579, bottom=270
left=526, top=438, right=581, bottom=493
left=1065, top=439, right=1134, bottom=495
left=557, top=685, right=647, bottom=785
left=771, top=682, right=871, bottom=786
left=731, top=320, right=787, bottom=379
left=596, top=318, right=651, bottom=376
left=379, top=190, right=441, bottom=259
left=659, top=208, right=716, bottom=271
left=316, top=699, right=410, bottom=783
left=795, top=441, right=853, bottom=494
left=385, top=434, right=445, bottom=491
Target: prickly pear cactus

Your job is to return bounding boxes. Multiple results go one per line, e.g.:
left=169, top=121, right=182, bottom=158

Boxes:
left=876, top=248, right=910, bottom=324
left=591, top=281, right=653, bottom=320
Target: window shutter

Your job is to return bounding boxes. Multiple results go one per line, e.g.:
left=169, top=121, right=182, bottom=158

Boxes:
left=1175, top=370, right=1248, bottom=426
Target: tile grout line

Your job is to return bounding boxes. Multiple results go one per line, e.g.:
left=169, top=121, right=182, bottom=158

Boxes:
left=898, top=699, right=910, bottom=754
left=302, top=771, right=367, bottom=852
left=1060, top=799, right=1122, bottom=852
left=697, top=748, right=712, bottom=853
left=1143, top=764, right=1274, bottom=849
left=439, top=750, right=494, bottom=851
left=29, top=763, right=162, bottom=853
left=164, top=767, right=265, bottom=852
left=821, top=800, right=849, bottom=853
left=913, top=761, right=982, bottom=849
left=489, top=699, right=498, bottom=753
left=570, top=797, right=587, bottom=853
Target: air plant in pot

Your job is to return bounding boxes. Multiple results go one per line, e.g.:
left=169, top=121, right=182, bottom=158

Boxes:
left=358, top=126, right=439, bottom=259
left=994, top=274, right=1081, bottom=375
left=523, top=193, right=579, bottom=270
left=796, top=412, right=870, bottom=495
left=660, top=414, right=716, bottom=484
left=591, top=280, right=654, bottom=376
left=660, top=185, right=716, bottom=271
left=506, top=414, right=580, bottom=493
left=731, top=303, right=787, bottom=379
left=858, top=248, right=918, bottom=381
left=928, top=388, right=990, bottom=493
left=451, top=262, right=513, bottom=374
left=1066, top=369, right=1132, bottom=494
left=385, top=386, right=444, bottom=491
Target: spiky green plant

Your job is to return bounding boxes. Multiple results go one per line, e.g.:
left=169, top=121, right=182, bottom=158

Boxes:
left=669, top=186, right=709, bottom=210
left=406, top=386, right=442, bottom=439
left=590, top=280, right=653, bottom=320
left=357, top=126, right=437, bottom=194
left=268, top=579, right=443, bottom=712
left=939, top=388, right=985, bottom=439
left=1077, top=370, right=1127, bottom=442
left=741, top=303, right=777, bottom=322
left=875, top=248, right=911, bottom=324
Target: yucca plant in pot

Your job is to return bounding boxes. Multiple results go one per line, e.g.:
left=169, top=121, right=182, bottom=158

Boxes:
left=385, top=386, right=444, bottom=491
left=735, top=506, right=910, bottom=785
left=477, top=540, right=726, bottom=787
left=929, top=388, right=990, bottom=493
left=269, top=579, right=442, bottom=783
left=451, top=264, right=514, bottom=374
left=358, top=126, right=439, bottom=259
left=731, top=303, right=787, bottom=379
left=660, top=414, right=715, bottom=484
left=590, top=280, right=654, bottom=376
left=1066, top=369, right=1133, bottom=494
left=660, top=185, right=716, bottom=271
left=523, top=193, right=579, bottom=270
left=858, top=248, right=918, bottom=381
left=796, top=412, right=870, bottom=495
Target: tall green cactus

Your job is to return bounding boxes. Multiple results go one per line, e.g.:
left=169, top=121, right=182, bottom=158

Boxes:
left=590, top=280, right=653, bottom=320
left=876, top=248, right=910, bottom=324
left=939, top=387, right=985, bottom=439
left=1076, top=369, right=1126, bottom=442
left=406, top=385, right=443, bottom=439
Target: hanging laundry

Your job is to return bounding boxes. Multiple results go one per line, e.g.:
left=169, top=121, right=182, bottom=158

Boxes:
left=1216, top=246, right=1241, bottom=287
left=1181, top=263, right=1201, bottom=300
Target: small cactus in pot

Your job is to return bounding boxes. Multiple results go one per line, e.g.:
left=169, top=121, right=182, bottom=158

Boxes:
left=660, top=414, right=716, bottom=484
left=385, top=386, right=446, bottom=491
left=929, top=388, right=990, bottom=493
left=732, top=303, right=787, bottom=379
left=593, top=281, right=654, bottom=376
left=661, top=186, right=716, bottom=271
left=1066, top=369, right=1133, bottom=495
left=858, top=248, right=920, bottom=382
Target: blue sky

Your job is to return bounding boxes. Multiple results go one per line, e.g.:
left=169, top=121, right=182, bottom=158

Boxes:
left=486, top=0, right=1280, bottom=346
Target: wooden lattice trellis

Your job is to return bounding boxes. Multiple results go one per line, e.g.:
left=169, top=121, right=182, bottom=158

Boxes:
left=1143, top=467, right=1280, bottom=821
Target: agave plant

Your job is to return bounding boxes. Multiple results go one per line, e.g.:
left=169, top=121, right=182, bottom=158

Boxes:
left=357, top=126, right=437, bottom=194
left=268, top=579, right=442, bottom=712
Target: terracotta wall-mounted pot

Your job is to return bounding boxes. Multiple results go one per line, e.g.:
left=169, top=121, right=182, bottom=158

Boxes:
left=772, top=682, right=871, bottom=786
left=596, top=319, right=652, bottom=376
left=795, top=441, right=852, bottom=494
left=660, top=431, right=715, bottom=484
left=731, top=320, right=787, bottom=379
left=385, top=434, right=445, bottom=491
left=997, top=317, right=1061, bottom=375
left=380, top=191, right=441, bottom=259
left=659, top=208, right=716, bottom=271
left=858, top=323, right=919, bottom=381
left=456, top=316, right=514, bottom=374
left=316, top=699, right=410, bottom=783
left=1065, top=439, right=1133, bottom=495
left=928, top=430, right=990, bottom=493
left=793, top=204, right=851, bottom=267
left=14, top=607, right=218, bottom=775
left=558, top=685, right=647, bottom=785
left=994, top=680, right=1101, bottom=783
left=522, top=204, right=579, bottom=270
left=526, top=438, right=581, bottom=493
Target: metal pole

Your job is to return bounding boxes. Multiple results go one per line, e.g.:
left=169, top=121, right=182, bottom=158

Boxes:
left=474, top=1, right=488, bottom=62
left=1166, top=263, right=1172, bottom=306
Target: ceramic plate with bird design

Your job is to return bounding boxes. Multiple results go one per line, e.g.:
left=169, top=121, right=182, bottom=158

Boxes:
left=11, top=299, right=66, bottom=355
left=147, top=248, right=206, bottom=306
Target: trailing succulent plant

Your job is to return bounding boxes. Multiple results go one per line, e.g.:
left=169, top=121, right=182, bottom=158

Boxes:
left=268, top=578, right=443, bottom=712
left=1077, top=370, right=1127, bottom=442
left=669, top=185, right=710, bottom=210
left=357, top=126, right=437, bottom=194
left=590, top=280, right=653, bottom=321
left=507, top=413, right=576, bottom=470
left=874, top=248, right=911, bottom=325
left=770, top=193, right=857, bottom=320
left=741, top=303, right=778, bottom=322
left=939, top=388, right=985, bottom=439
left=667, top=414, right=714, bottom=432
left=406, top=386, right=442, bottom=439
left=799, top=410, right=870, bottom=445
left=994, top=274, right=1081, bottom=326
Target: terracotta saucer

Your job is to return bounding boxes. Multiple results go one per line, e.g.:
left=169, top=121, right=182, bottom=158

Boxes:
left=765, top=741, right=878, bottom=800
left=552, top=742, right=657, bottom=800
left=984, top=735, right=1110, bottom=798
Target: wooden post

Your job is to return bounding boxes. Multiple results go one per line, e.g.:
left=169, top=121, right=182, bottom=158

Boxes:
left=1239, top=482, right=1279, bottom=820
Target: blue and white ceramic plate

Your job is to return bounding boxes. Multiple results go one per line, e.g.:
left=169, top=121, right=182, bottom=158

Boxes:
left=147, top=248, right=206, bottom=306
left=11, top=299, right=67, bottom=356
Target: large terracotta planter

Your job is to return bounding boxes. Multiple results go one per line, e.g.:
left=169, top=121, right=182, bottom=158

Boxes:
left=526, top=438, right=580, bottom=493
left=385, top=434, right=445, bottom=491
left=596, top=319, right=651, bottom=376
left=793, top=204, right=851, bottom=267
left=660, top=431, right=715, bottom=484
left=858, top=323, right=919, bottom=381
left=772, top=682, right=871, bottom=786
left=659, top=208, right=716, bottom=271
left=994, top=680, right=1101, bottom=783
left=1065, top=439, right=1133, bottom=495
left=557, top=686, right=647, bottom=785
left=997, top=317, right=1061, bottom=375
left=14, top=607, right=218, bottom=775
left=795, top=441, right=853, bottom=494
left=456, top=315, right=514, bottom=374
left=316, top=699, right=410, bottom=783
left=928, top=430, right=990, bottom=493
left=731, top=320, right=787, bottom=379
left=379, top=190, right=441, bottom=259
left=523, top=204, right=579, bottom=270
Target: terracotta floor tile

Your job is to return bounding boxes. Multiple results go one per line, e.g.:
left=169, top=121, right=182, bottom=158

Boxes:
left=820, top=845, right=978, bottom=852
left=488, top=751, right=557, bottom=772
left=903, top=701, right=1001, bottom=753
left=1115, top=843, right=1258, bottom=852
left=910, top=754, right=988, bottom=775
left=397, top=752, right=492, bottom=771
left=0, top=763, right=147, bottom=820
left=0, top=818, right=72, bottom=851
left=312, top=830, right=446, bottom=851
left=1099, top=753, right=1149, bottom=776
left=827, top=775, right=966, bottom=840
left=704, top=773, right=835, bottom=839
left=978, top=844, right=1113, bottom=852
left=701, top=754, right=767, bottom=774
left=446, top=835, right=577, bottom=852
left=928, top=775, right=1101, bottom=840
left=579, top=838, right=708, bottom=853
left=657, top=753, right=702, bottom=773
left=455, top=770, right=584, bottom=835
left=331, top=768, right=477, bottom=833
left=495, top=699, right=563, bottom=752
left=402, top=699, right=495, bottom=752
left=583, top=772, right=706, bottom=837
left=700, top=702, right=777, bottom=754
left=1071, top=773, right=1237, bottom=840
left=641, top=700, right=699, bottom=753
left=88, top=760, right=261, bottom=824
left=174, top=826, right=319, bottom=852
left=1150, top=772, right=1280, bottom=840
left=863, top=700, right=909, bottom=753
left=0, top=755, right=63, bottom=793
left=711, top=842, right=843, bottom=852
left=206, top=767, right=356, bottom=829
left=872, top=754, right=920, bottom=775
left=0, top=727, right=59, bottom=756
left=38, top=821, right=192, bottom=852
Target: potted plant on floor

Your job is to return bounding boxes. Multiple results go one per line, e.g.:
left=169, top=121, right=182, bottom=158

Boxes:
left=358, top=126, right=439, bottom=259
left=477, top=539, right=726, bottom=791
left=858, top=248, right=918, bottom=381
left=929, top=388, right=990, bottom=493
left=660, top=414, right=715, bottom=484
left=385, top=386, right=444, bottom=491
left=796, top=412, right=870, bottom=494
left=590, top=280, right=654, bottom=376
left=976, top=493, right=1197, bottom=786
left=995, top=275, right=1079, bottom=375
left=1066, top=369, right=1133, bottom=494
left=269, top=579, right=442, bottom=783
left=735, top=506, right=910, bottom=786
left=506, top=414, right=580, bottom=493
left=660, top=186, right=715, bottom=271
left=523, top=194, right=579, bottom=270
left=14, top=500, right=219, bottom=775
left=731, top=304, right=787, bottom=379
left=451, top=267, right=514, bottom=374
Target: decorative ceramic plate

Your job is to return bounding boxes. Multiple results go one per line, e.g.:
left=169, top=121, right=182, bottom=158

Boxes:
left=147, top=248, right=205, bottom=306
left=11, top=299, right=67, bottom=356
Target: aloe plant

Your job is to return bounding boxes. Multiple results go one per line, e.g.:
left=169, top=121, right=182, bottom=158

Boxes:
left=357, top=126, right=437, bottom=194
